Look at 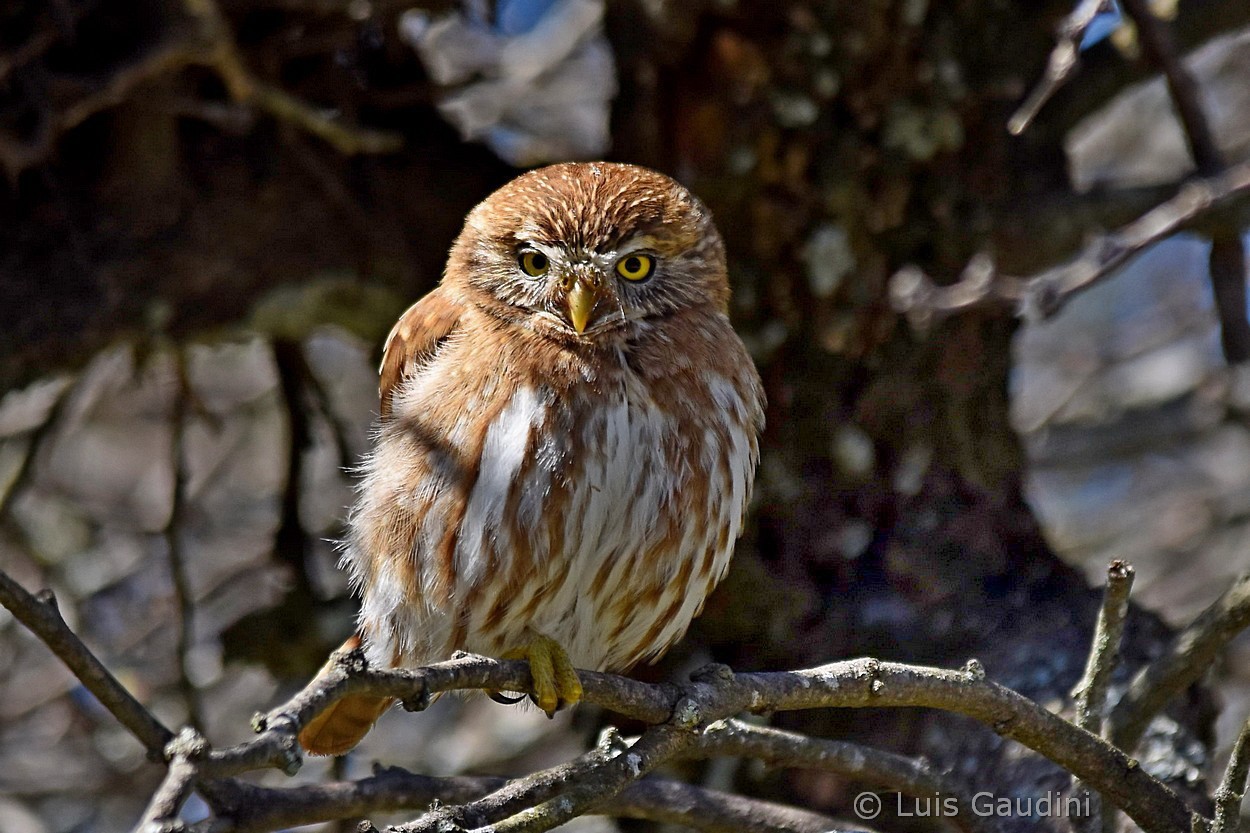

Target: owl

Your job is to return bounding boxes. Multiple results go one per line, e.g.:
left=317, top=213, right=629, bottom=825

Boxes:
left=300, top=162, right=765, bottom=755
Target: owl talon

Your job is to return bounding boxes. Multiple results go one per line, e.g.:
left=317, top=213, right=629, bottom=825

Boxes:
left=503, top=633, right=582, bottom=717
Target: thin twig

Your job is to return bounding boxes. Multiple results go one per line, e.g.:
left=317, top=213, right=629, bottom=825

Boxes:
left=411, top=740, right=617, bottom=831
left=694, top=719, right=998, bottom=833
left=1075, top=561, right=1135, bottom=733
left=0, top=567, right=174, bottom=757
left=1008, top=0, right=1116, bottom=135
left=888, top=160, right=1250, bottom=328
left=181, top=0, right=402, bottom=155
left=1209, top=234, right=1250, bottom=363
left=465, top=726, right=697, bottom=833
left=1, top=0, right=401, bottom=177
left=135, top=727, right=208, bottom=833
left=1111, top=571, right=1250, bottom=753
left=191, top=769, right=851, bottom=833
left=1071, top=561, right=1135, bottom=833
left=1213, top=714, right=1250, bottom=833
left=1118, top=0, right=1221, bottom=176
left=167, top=352, right=204, bottom=730
left=0, top=27, right=59, bottom=83
left=617, top=777, right=857, bottom=833
left=1118, top=0, right=1250, bottom=363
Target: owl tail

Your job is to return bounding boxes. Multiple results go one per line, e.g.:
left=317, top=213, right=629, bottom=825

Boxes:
left=297, top=635, right=395, bottom=756
left=299, top=692, right=393, bottom=755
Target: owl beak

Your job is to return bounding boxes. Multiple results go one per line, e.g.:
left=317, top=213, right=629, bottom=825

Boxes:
left=567, top=280, right=598, bottom=334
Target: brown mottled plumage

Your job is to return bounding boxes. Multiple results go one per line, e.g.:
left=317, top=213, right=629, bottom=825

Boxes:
left=300, top=163, right=764, bottom=756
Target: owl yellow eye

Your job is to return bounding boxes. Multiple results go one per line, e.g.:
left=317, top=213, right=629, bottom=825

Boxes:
left=519, top=250, right=549, bottom=277
left=616, top=254, right=654, bottom=282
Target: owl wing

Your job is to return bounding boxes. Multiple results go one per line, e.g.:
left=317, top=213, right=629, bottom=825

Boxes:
left=379, top=286, right=464, bottom=419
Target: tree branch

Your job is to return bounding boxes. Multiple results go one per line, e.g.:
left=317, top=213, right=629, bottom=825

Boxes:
left=137, top=727, right=209, bottom=833
left=1118, top=0, right=1222, bottom=177
left=0, top=564, right=1209, bottom=833
left=0, top=566, right=174, bottom=757
left=1008, top=0, right=1116, bottom=136
left=180, top=0, right=402, bottom=155
left=1117, top=0, right=1250, bottom=364
left=398, top=725, right=697, bottom=833
left=888, top=160, right=1250, bottom=328
left=1110, top=570, right=1250, bottom=753
left=1071, top=561, right=1135, bottom=833
left=693, top=718, right=999, bottom=833
left=1213, top=713, right=1250, bottom=833
left=1075, top=561, right=1134, bottom=736
left=200, top=768, right=853, bottom=833
left=219, top=650, right=1199, bottom=833
left=403, top=734, right=620, bottom=831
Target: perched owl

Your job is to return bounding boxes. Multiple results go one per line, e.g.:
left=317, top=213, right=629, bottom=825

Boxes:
left=300, top=162, right=764, bottom=755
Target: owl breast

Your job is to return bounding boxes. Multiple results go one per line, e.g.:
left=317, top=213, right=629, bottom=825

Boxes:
left=351, top=329, right=761, bottom=675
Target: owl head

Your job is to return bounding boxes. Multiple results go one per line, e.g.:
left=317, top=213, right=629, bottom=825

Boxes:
left=447, top=162, right=729, bottom=343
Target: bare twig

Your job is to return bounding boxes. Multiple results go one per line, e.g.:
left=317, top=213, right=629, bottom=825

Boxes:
left=1008, top=0, right=1116, bottom=135
left=408, top=738, right=618, bottom=831
left=1118, top=0, right=1221, bottom=177
left=1213, top=714, right=1250, bottom=833
left=0, top=567, right=174, bottom=757
left=0, top=27, right=59, bottom=83
left=1111, top=571, right=1250, bottom=753
left=1075, top=562, right=1135, bottom=733
left=1117, top=0, right=1250, bottom=363
left=616, top=777, right=857, bottom=833
left=694, top=719, right=998, bottom=833
left=0, top=0, right=401, bottom=177
left=393, top=725, right=698, bottom=833
left=168, top=354, right=204, bottom=730
left=888, top=160, right=1250, bottom=328
left=180, top=0, right=401, bottom=155
left=1209, top=234, right=1250, bottom=364
left=1071, top=561, right=1135, bottom=833
left=136, top=727, right=209, bottom=833
left=192, top=769, right=851, bottom=833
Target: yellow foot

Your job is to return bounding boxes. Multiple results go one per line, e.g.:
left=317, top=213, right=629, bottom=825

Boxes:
left=502, top=633, right=583, bottom=717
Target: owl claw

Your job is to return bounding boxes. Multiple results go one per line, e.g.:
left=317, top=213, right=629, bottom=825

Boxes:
left=503, top=633, right=582, bottom=717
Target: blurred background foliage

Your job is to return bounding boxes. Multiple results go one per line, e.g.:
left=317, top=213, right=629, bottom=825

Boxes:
left=4, top=1, right=1250, bottom=831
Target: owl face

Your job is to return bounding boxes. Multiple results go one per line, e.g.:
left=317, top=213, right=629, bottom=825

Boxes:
left=448, top=163, right=730, bottom=343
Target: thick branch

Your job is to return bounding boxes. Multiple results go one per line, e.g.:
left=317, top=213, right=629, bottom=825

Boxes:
left=2, top=563, right=1203, bottom=833
left=223, top=652, right=1197, bottom=833
left=0, top=567, right=173, bottom=756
